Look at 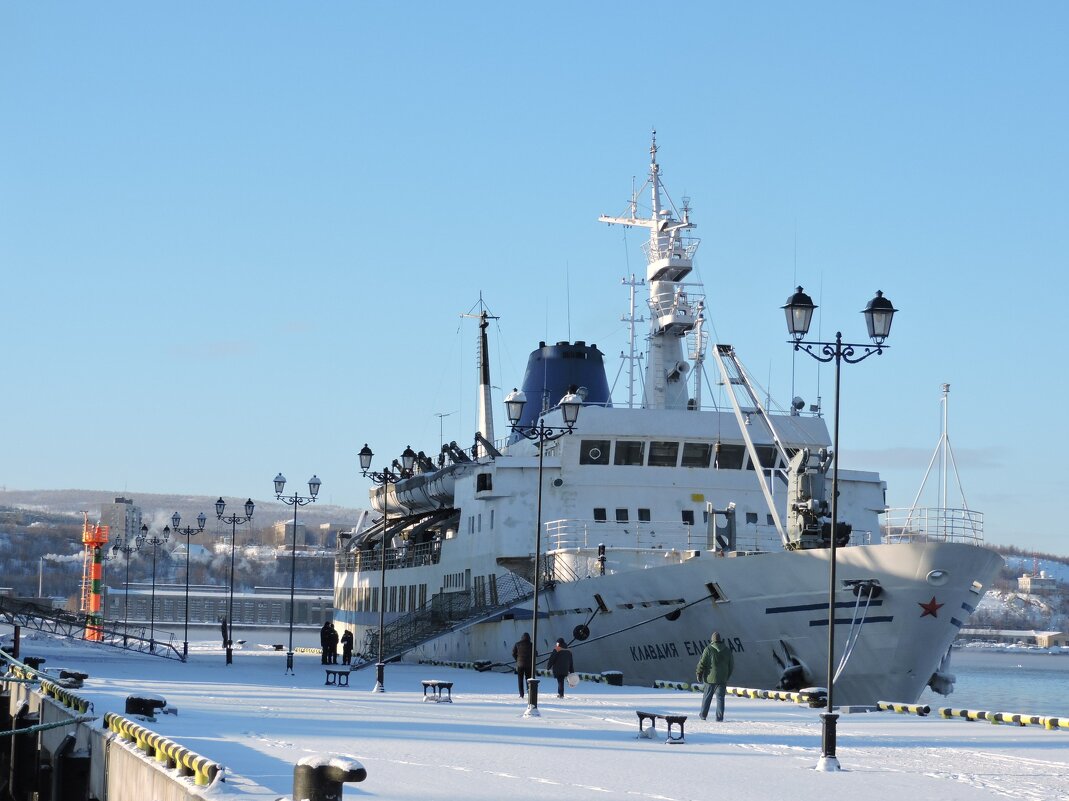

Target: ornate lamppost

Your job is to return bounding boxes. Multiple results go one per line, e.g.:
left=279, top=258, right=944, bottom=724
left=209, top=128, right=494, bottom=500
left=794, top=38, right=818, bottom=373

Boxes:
left=274, top=473, right=321, bottom=675
left=503, top=387, right=582, bottom=716
left=781, top=286, right=897, bottom=771
left=138, top=524, right=171, bottom=653
left=358, top=444, right=416, bottom=693
left=111, top=536, right=142, bottom=647
left=215, top=497, right=255, bottom=666
left=172, top=511, right=207, bottom=659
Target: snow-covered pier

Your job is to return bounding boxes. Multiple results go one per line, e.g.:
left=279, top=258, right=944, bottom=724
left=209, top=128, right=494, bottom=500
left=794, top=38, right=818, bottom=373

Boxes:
left=6, top=636, right=1069, bottom=801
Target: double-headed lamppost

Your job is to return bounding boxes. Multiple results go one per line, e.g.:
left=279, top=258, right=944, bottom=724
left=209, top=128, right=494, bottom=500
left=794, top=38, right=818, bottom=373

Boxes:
left=172, top=511, right=207, bottom=659
left=138, top=524, right=171, bottom=653
left=274, top=473, right=321, bottom=675
left=781, top=286, right=897, bottom=771
left=504, top=387, right=582, bottom=716
left=358, top=444, right=416, bottom=693
left=215, top=497, right=255, bottom=666
left=111, top=536, right=142, bottom=647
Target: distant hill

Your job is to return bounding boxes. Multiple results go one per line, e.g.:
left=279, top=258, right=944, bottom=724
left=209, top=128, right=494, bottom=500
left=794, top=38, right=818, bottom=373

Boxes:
left=0, top=488, right=365, bottom=529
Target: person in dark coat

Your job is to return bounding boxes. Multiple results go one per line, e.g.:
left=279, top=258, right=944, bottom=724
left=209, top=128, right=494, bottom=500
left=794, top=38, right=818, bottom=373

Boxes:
left=512, top=632, right=533, bottom=697
left=320, top=620, right=333, bottom=665
left=220, top=616, right=229, bottom=651
left=545, top=637, right=574, bottom=698
left=696, top=630, right=735, bottom=721
left=326, top=622, right=339, bottom=665
left=340, top=629, right=354, bottom=666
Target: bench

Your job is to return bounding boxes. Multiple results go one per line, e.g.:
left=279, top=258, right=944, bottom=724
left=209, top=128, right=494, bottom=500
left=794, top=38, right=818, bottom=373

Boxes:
left=421, top=679, right=453, bottom=703
left=325, top=668, right=351, bottom=687
left=636, top=710, right=687, bottom=743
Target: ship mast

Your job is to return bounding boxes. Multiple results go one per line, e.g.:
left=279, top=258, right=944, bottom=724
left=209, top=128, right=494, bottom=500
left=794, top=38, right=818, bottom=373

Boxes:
left=600, top=131, right=701, bottom=410
left=462, top=299, right=499, bottom=458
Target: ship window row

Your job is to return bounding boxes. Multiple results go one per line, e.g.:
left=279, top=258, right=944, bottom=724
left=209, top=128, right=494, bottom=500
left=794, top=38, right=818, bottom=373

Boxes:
left=593, top=508, right=707, bottom=525
left=580, top=439, right=789, bottom=470
left=339, top=583, right=428, bottom=614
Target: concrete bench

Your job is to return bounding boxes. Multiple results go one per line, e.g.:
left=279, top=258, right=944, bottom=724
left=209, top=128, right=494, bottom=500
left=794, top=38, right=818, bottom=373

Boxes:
left=421, top=679, right=453, bottom=703
left=325, top=668, right=351, bottom=687
left=636, top=710, right=687, bottom=743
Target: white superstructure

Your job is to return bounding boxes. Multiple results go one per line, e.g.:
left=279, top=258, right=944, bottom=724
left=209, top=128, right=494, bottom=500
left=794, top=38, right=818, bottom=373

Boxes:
left=334, top=137, right=1002, bottom=705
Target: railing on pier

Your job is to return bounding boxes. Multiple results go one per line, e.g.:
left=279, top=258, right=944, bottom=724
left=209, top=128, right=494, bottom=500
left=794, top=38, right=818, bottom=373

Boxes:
left=883, top=507, right=984, bottom=545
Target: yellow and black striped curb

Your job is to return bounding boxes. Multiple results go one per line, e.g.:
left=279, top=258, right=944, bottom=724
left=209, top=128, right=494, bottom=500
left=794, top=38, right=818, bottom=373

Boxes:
left=936, top=707, right=1068, bottom=730
left=653, top=681, right=825, bottom=707
left=41, top=680, right=92, bottom=714
left=103, top=712, right=224, bottom=786
left=877, top=701, right=931, bottom=716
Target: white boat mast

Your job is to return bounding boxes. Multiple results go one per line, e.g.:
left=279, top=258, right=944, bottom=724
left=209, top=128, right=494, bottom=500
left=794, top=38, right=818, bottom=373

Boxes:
left=620, top=273, right=646, bottom=409
left=461, top=301, right=498, bottom=458
left=600, top=131, right=701, bottom=410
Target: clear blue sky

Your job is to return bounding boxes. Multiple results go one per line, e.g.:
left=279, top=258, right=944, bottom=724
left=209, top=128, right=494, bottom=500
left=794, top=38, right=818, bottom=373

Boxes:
left=2, top=4, right=1066, bottom=552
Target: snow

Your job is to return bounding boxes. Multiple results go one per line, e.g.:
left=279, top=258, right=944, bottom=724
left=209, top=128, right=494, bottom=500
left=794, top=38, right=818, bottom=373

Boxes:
left=8, top=632, right=1069, bottom=801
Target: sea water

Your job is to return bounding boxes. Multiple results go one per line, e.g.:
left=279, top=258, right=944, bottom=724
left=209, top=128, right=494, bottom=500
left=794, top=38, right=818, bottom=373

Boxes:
left=918, top=647, right=1069, bottom=718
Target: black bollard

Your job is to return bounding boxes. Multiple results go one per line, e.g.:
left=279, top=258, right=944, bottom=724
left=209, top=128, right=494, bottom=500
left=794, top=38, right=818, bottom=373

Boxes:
left=525, top=677, right=541, bottom=717
left=293, top=756, right=367, bottom=801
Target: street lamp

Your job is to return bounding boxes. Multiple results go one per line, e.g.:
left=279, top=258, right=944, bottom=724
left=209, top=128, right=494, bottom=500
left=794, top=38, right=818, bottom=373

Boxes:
left=139, top=524, right=171, bottom=653
left=781, top=286, right=897, bottom=771
left=359, top=445, right=415, bottom=693
left=111, top=536, right=142, bottom=647
left=216, top=497, right=255, bottom=666
left=504, top=387, right=582, bottom=716
left=274, top=473, right=321, bottom=675
left=172, top=511, right=207, bottom=659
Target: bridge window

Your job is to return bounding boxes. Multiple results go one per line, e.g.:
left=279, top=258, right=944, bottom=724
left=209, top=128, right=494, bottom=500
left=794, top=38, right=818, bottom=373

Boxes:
left=614, top=441, right=645, bottom=466
left=648, top=441, right=679, bottom=467
left=715, top=444, right=745, bottom=470
left=580, top=440, right=611, bottom=465
left=681, top=442, right=712, bottom=467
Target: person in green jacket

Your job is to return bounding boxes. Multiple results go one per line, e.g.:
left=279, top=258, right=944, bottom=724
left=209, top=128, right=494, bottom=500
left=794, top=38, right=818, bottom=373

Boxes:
left=695, top=631, right=734, bottom=721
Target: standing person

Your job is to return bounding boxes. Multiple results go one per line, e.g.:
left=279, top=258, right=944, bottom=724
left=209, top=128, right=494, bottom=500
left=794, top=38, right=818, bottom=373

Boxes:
left=220, top=616, right=229, bottom=651
left=546, top=637, right=574, bottom=698
left=340, top=629, right=354, bottom=666
left=320, top=620, right=333, bottom=665
left=696, top=630, right=734, bottom=721
left=327, top=622, right=339, bottom=665
left=512, top=632, right=533, bottom=698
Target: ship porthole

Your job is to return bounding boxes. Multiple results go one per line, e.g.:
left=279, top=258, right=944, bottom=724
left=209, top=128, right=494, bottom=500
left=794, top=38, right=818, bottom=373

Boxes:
left=552, top=478, right=564, bottom=487
left=927, top=569, right=950, bottom=587
left=588, top=447, right=601, bottom=461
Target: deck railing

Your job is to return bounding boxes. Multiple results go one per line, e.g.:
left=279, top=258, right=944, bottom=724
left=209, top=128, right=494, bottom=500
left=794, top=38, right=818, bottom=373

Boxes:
left=883, top=507, right=984, bottom=545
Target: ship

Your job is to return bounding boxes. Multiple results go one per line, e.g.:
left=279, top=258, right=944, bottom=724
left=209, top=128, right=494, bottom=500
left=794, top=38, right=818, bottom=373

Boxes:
left=334, top=135, right=1003, bottom=705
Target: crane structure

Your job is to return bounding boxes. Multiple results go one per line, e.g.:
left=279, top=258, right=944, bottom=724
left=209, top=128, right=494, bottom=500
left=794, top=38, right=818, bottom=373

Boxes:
left=79, top=512, right=110, bottom=641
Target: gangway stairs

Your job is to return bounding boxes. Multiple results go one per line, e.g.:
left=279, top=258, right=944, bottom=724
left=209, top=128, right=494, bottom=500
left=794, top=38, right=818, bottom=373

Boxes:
left=0, top=595, right=184, bottom=661
left=356, top=571, right=534, bottom=668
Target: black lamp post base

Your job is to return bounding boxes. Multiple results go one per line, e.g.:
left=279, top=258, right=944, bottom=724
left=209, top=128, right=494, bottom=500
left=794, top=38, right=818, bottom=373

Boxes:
left=373, top=662, right=385, bottom=693
left=182, top=642, right=188, bottom=659
left=523, top=678, right=540, bottom=717
left=816, top=713, right=840, bottom=772
left=225, top=646, right=233, bottom=665
left=285, top=651, right=294, bottom=674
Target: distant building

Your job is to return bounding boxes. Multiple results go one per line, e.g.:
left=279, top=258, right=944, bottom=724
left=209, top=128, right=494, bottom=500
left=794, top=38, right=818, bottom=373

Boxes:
left=269, top=520, right=343, bottom=548
left=106, top=584, right=333, bottom=628
left=99, top=497, right=142, bottom=547
left=1017, top=572, right=1059, bottom=595
left=960, top=628, right=1069, bottom=647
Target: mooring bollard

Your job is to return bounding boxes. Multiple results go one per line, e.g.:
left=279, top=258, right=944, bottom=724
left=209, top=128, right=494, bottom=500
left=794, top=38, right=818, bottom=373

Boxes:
left=293, top=755, right=367, bottom=801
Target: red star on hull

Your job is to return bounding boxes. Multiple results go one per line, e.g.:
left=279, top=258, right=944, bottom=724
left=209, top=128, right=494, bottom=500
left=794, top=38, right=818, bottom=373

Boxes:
left=918, top=596, right=944, bottom=618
